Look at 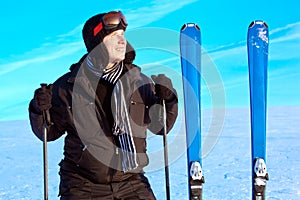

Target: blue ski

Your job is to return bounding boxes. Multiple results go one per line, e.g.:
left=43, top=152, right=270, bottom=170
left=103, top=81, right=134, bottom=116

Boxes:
left=247, top=20, right=269, bottom=200
left=180, top=23, right=205, bottom=200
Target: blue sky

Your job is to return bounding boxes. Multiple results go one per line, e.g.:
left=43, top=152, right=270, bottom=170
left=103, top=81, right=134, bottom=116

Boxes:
left=0, top=0, right=299, bottom=120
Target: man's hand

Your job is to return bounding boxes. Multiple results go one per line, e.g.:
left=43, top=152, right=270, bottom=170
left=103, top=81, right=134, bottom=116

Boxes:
left=33, top=84, right=53, bottom=113
left=151, top=74, right=174, bottom=100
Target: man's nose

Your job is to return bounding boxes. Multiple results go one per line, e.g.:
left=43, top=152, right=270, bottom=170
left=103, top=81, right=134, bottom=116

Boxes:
left=118, top=35, right=126, bottom=44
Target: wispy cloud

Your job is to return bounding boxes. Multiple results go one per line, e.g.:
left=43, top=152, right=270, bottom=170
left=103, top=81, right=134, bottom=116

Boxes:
left=205, top=21, right=300, bottom=62
left=137, top=21, right=300, bottom=98
left=207, top=21, right=300, bottom=97
left=270, top=22, right=300, bottom=36
left=0, top=26, right=84, bottom=76
left=268, top=22, right=300, bottom=60
left=124, top=0, right=198, bottom=28
left=0, top=41, right=83, bottom=76
left=138, top=21, right=300, bottom=76
left=0, top=0, right=197, bottom=77
left=56, top=24, right=83, bottom=39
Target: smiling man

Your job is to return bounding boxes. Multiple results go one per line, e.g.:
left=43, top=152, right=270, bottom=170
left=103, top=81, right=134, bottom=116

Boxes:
left=29, top=11, right=178, bottom=199
left=103, top=29, right=127, bottom=66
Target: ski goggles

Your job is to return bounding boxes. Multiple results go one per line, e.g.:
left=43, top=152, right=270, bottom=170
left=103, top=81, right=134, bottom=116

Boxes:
left=94, top=11, right=128, bottom=36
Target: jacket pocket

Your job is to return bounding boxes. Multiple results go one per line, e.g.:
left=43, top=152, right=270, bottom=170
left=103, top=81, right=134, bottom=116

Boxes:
left=129, top=98, right=149, bottom=139
left=129, top=98, right=145, bottom=126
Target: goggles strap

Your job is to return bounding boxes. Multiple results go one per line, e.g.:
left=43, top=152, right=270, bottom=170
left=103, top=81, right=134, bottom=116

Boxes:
left=93, top=22, right=103, bottom=36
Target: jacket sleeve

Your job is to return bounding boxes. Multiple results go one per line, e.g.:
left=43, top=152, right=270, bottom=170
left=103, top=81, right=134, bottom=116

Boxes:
left=147, top=86, right=178, bottom=135
left=29, top=99, right=66, bottom=141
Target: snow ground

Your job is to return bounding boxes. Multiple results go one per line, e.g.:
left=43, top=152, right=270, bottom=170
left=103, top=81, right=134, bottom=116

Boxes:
left=0, top=106, right=299, bottom=199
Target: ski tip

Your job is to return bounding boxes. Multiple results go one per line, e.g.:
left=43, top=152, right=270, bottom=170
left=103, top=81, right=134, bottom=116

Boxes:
left=181, top=23, right=200, bottom=31
left=181, top=24, right=188, bottom=31
left=249, top=20, right=268, bottom=29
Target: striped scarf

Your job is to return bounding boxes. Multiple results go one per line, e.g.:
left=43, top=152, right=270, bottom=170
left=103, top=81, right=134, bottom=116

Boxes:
left=102, top=62, right=124, bottom=84
left=86, top=56, right=138, bottom=172
left=111, top=81, right=139, bottom=172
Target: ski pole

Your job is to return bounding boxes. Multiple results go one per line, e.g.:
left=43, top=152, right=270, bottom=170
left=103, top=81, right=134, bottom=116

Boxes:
left=42, top=110, right=48, bottom=200
left=40, top=83, right=51, bottom=200
left=162, top=99, right=171, bottom=200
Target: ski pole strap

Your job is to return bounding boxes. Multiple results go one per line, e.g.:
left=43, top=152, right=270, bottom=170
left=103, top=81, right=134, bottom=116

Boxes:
left=42, top=110, right=52, bottom=126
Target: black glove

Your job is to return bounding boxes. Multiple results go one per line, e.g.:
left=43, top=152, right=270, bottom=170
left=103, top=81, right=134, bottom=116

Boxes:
left=151, top=74, right=174, bottom=100
left=33, top=84, right=53, bottom=113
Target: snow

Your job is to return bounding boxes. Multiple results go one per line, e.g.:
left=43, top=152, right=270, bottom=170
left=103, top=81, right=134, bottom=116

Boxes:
left=0, top=106, right=300, bottom=199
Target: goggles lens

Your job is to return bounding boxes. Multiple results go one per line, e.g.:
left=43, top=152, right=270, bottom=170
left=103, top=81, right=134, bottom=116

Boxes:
left=94, top=11, right=127, bottom=36
left=103, top=11, right=127, bottom=27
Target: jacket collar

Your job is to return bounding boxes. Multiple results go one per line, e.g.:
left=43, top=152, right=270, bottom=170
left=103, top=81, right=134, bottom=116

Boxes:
left=67, top=54, right=141, bottom=85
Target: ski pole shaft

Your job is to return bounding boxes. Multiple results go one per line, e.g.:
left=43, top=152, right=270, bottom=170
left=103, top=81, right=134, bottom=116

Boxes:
left=40, top=83, right=50, bottom=200
left=162, top=99, right=171, bottom=200
left=42, top=110, right=48, bottom=200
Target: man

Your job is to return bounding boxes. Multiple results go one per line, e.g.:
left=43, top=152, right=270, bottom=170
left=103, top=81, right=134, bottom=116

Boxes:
left=29, top=11, right=178, bottom=199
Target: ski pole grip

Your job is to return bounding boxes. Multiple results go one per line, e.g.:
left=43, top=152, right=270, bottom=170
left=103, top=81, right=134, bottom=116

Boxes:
left=40, top=83, right=52, bottom=126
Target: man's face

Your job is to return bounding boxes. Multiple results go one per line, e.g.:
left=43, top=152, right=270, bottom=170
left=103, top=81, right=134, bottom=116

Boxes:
left=103, top=29, right=127, bottom=66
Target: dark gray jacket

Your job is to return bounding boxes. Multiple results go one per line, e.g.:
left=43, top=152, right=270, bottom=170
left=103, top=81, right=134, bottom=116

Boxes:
left=29, top=55, right=178, bottom=184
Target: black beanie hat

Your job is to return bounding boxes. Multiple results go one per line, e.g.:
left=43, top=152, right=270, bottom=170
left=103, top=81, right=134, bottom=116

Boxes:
left=82, top=12, right=127, bottom=52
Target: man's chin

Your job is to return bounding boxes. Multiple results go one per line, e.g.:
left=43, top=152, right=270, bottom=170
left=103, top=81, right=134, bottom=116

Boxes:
left=113, top=56, right=125, bottom=63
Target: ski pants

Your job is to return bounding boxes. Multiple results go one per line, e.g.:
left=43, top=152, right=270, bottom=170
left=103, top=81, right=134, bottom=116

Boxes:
left=59, top=167, right=156, bottom=200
